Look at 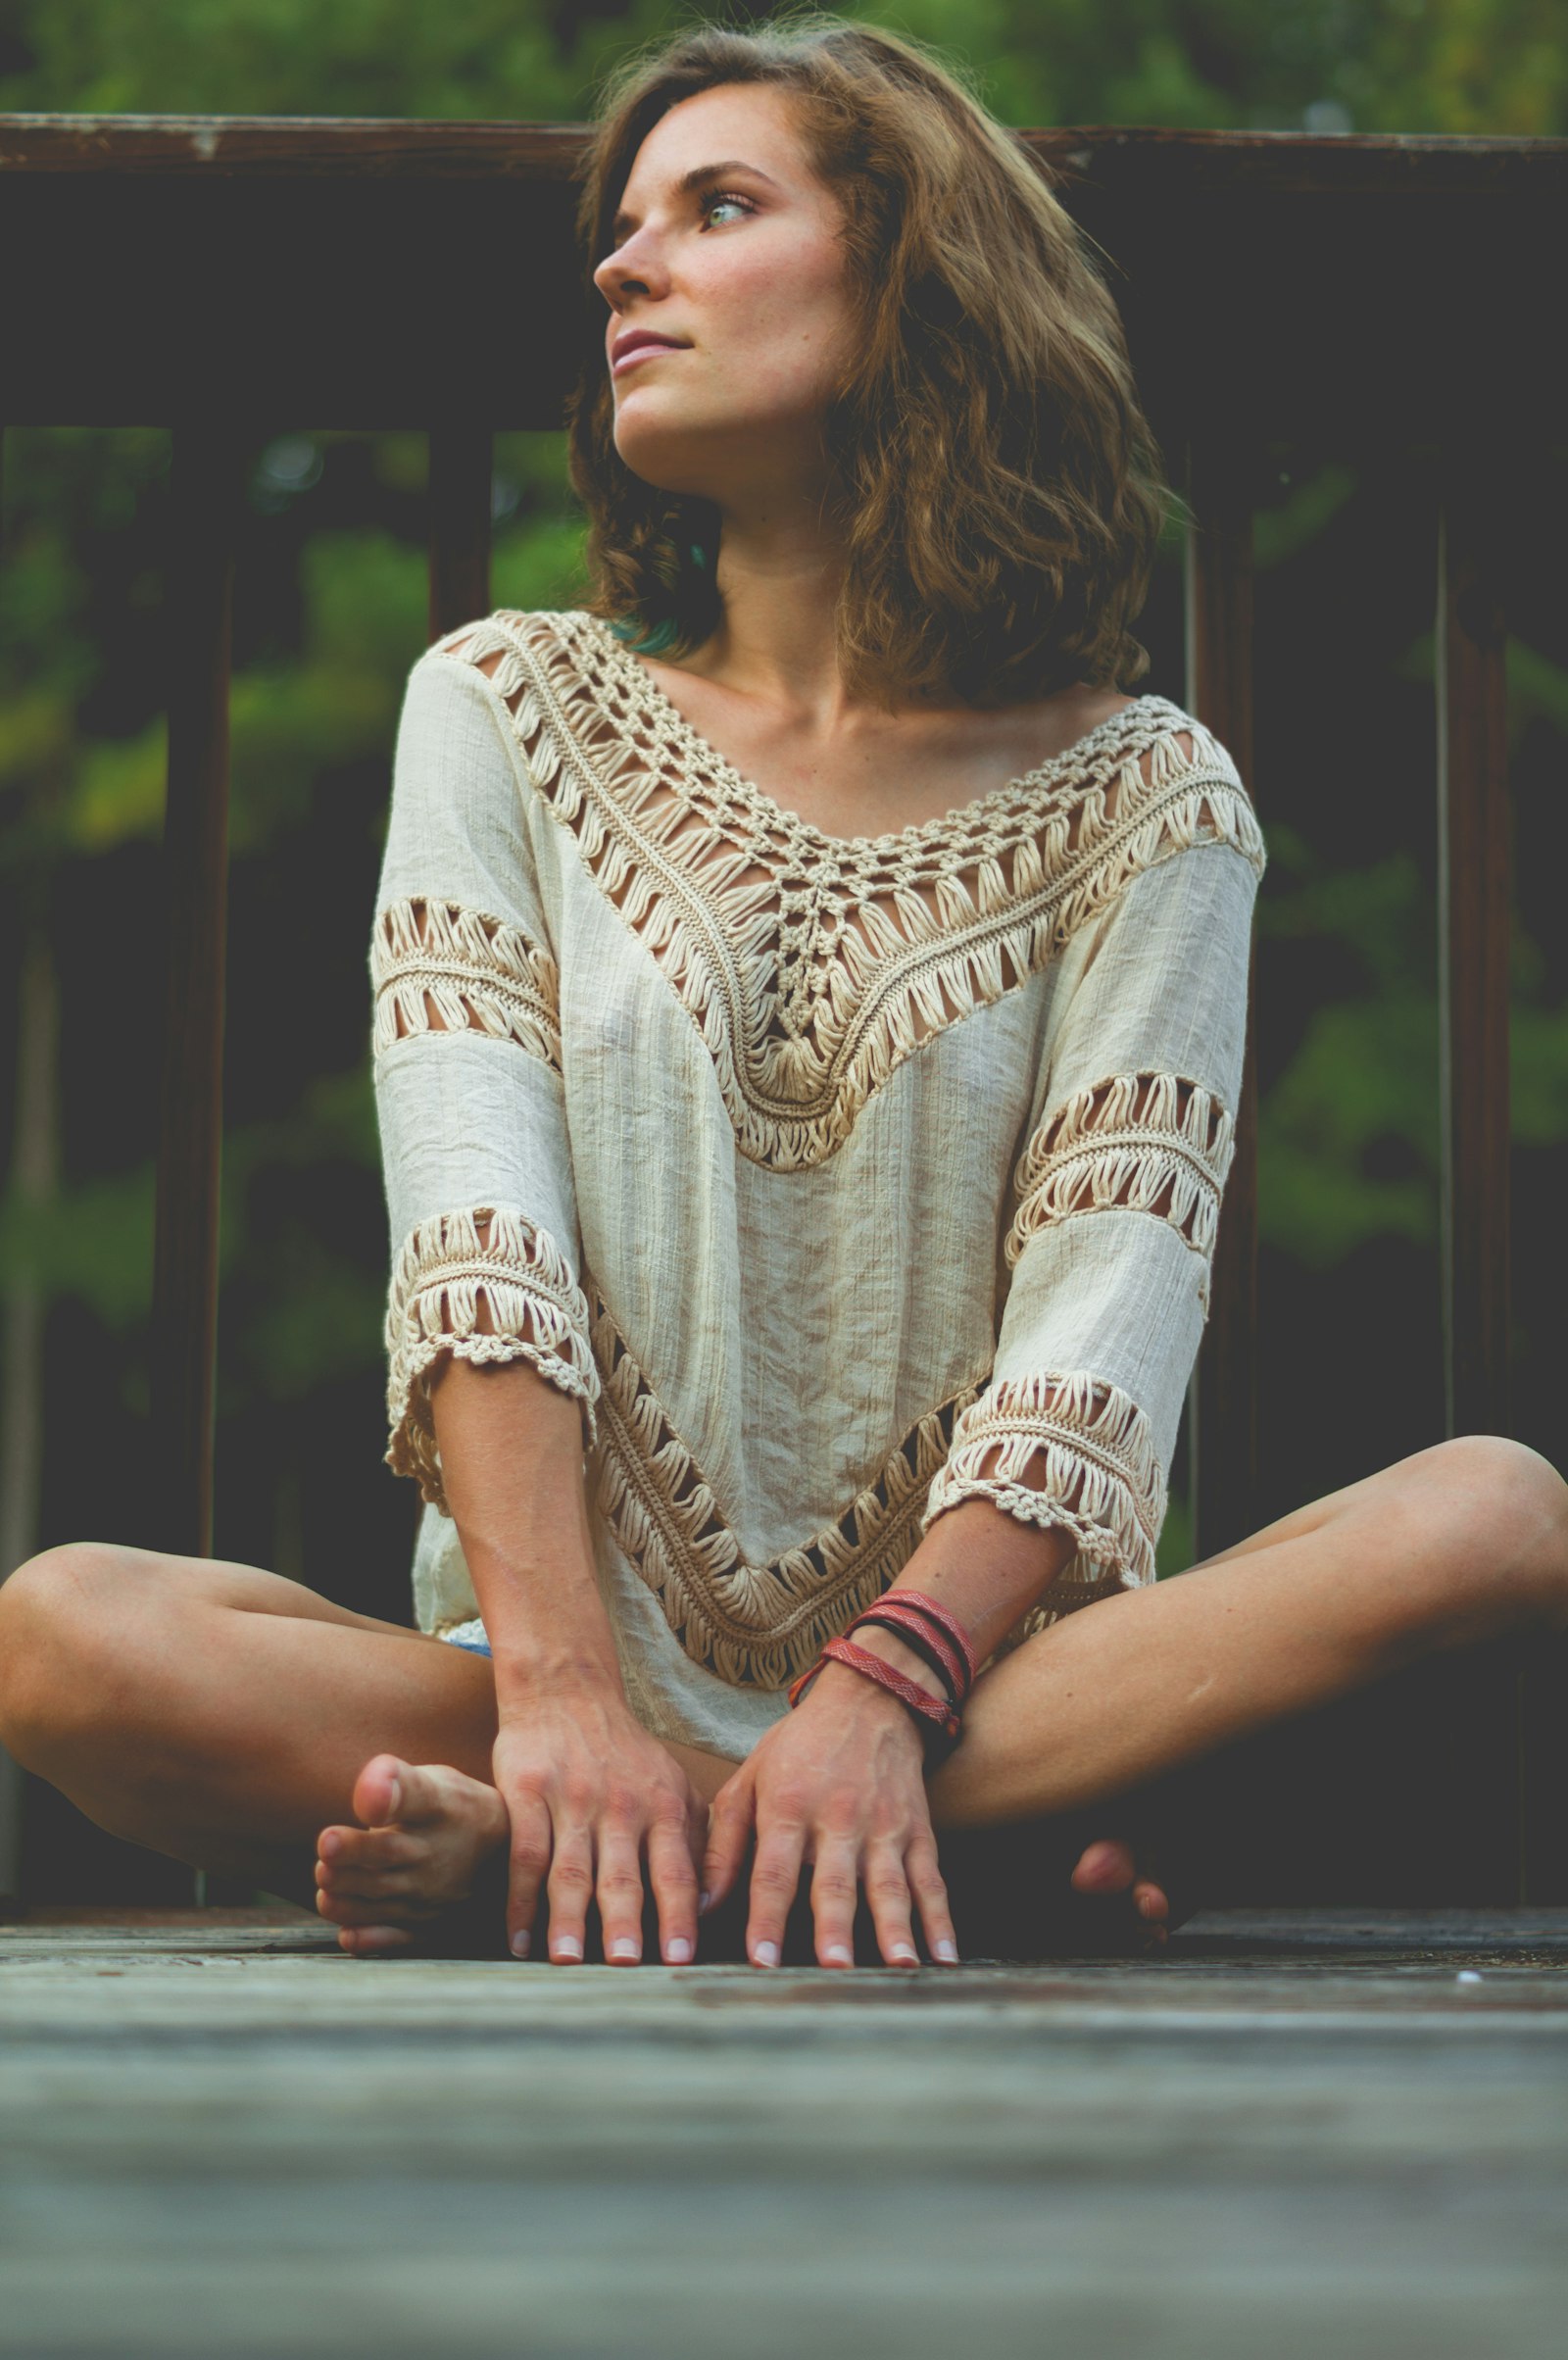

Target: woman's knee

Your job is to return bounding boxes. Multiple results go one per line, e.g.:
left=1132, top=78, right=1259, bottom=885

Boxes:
left=1426, top=1435, right=1568, bottom=1627
left=0, top=1541, right=155, bottom=1767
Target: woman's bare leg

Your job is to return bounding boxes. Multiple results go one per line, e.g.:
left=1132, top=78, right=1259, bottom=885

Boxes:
left=0, top=1542, right=724, bottom=1950
left=930, top=1433, right=1568, bottom=1832
left=5, top=1432, right=1561, bottom=1959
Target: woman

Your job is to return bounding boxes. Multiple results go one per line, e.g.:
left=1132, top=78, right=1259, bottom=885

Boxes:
left=2, top=16, right=1563, bottom=1971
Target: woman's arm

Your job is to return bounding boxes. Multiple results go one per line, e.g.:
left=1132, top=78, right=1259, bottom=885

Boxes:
left=372, top=636, right=706, bottom=1964
left=430, top=1350, right=708, bottom=1966
left=698, top=1500, right=1078, bottom=1970
left=701, top=726, right=1266, bottom=1969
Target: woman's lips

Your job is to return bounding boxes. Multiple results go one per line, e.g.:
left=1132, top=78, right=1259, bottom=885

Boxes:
left=612, top=340, right=686, bottom=376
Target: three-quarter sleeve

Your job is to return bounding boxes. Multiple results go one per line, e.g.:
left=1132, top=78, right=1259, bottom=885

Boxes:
left=371, top=636, right=599, bottom=1512
left=919, top=734, right=1265, bottom=1626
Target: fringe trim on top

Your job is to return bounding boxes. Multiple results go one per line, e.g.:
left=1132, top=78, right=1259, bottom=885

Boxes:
left=584, top=1278, right=989, bottom=1690
left=385, top=1205, right=598, bottom=1512
left=431, top=612, right=1266, bottom=1173
left=921, top=1369, right=1165, bottom=1638
left=1005, top=1069, right=1236, bottom=1315
left=372, top=896, right=563, bottom=1075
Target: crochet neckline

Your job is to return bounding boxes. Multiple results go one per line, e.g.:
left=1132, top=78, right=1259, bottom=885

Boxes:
left=577, top=610, right=1173, bottom=860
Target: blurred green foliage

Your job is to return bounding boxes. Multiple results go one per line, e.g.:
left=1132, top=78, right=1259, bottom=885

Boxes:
left=0, top=0, right=1564, bottom=1606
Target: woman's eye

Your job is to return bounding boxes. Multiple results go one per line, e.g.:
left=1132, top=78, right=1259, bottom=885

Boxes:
left=702, top=191, right=755, bottom=227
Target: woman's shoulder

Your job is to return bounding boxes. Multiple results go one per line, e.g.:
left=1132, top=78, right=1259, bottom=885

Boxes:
left=416, top=607, right=583, bottom=681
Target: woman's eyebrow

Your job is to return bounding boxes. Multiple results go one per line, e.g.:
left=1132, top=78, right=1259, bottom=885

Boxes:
left=611, top=161, right=783, bottom=243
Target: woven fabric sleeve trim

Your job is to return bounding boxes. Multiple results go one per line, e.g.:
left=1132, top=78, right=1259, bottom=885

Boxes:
left=1005, top=1069, right=1236, bottom=1315
left=385, top=1205, right=599, bottom=1512
left=372, top=896, right=563, bottom=1076
left=918, top=1370, right=1164, bottom=1634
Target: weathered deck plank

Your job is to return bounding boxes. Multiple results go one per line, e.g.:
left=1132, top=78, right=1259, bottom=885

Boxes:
left=3, top=1910, right=1566, bottom=2359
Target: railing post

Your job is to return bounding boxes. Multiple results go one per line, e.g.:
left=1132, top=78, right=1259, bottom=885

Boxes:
left=1435, top=443, right=1526, bottom=1905
left=150, top=425, right=237, bottom=1562
left=1183, top=433, right=1259, bottom=1564
left=1436, top=459, right=1512, bottom=1443
left=428, top=428, right=493, bottom=643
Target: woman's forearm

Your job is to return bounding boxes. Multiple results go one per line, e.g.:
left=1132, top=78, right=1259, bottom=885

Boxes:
left=428, top=1354, right=624, bottom=1717
left=817, top=1497, right=1076, bottom=1710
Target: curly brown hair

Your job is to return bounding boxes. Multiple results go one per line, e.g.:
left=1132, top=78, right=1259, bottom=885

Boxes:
left=564, top=8, right=1172, bottom=709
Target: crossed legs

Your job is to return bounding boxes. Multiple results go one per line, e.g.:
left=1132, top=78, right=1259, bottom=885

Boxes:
left=0, top=1432, right=1563, bottom=1957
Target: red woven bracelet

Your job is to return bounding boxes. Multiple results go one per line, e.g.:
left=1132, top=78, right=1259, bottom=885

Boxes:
left=874, top=1591, right=980, bottom=1694
left=848, top=1601, right=968, bottom=1708
left=807, top=1636, right=962, bottom=1743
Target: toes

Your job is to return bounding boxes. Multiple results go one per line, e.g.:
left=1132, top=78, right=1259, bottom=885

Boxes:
left=318, top=1825, right=417, bottom=1872
left=336, top=1923, right=415, bottom=1956
left=1071, top=1841, right=1136, bottom=1893
left=352, top=1752, right=410, bottom=1831
left=316, top=1887, right=434, bottom=1931
left=1133, top=1879, right=1169, bottom=1923
left=316, top=1859, right=416, bottom=1899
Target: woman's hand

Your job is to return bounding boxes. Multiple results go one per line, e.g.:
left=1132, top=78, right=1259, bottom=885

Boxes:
left=699, top=1662, right=960, bottom=1969
left=492, top=1688, right=707, bottom=1965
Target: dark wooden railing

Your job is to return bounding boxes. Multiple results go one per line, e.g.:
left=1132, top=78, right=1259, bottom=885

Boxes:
left=2, top=118, right=1564, bottom=1907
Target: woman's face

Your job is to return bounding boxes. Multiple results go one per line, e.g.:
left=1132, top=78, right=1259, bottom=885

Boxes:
left=593, top=82, right=860, bottom=508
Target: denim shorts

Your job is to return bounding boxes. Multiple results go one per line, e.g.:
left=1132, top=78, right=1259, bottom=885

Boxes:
left=438, top=1618, right=493, bottom=1657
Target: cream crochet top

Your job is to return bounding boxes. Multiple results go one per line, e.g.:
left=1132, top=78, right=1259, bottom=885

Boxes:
left=371, top=608, right=1266, bottom=1760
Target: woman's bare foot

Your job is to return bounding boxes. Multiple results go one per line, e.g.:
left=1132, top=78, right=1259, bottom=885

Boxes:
left=315, top=1753, right=510, bottom=1957
left=1070, top=1838, right=1176, bottom=1947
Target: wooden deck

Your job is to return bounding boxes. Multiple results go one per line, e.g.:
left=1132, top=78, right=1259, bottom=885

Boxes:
left=3, top=1908, right=1567, bottom=2358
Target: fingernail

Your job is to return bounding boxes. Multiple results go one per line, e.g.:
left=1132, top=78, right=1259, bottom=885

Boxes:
left=824, top=1943, right=852, bottom=1967
left=510, top=1930, right=530, bottom=1958
left=553, top=1936, right=583, bottom=1962
left=890, top=1944, right=917, bottom=1966
left=698, top=1891, right=712, bottom=1914
left=753, top=1940, right=780, bottom=1967
left=608, top=1937, right=639, bottom=1962
left=664, top=1937, right=693, bottom=1964
left=319, top=1833, right=340, bottom=1859
left=934, top=1938, right=959, bottom=1964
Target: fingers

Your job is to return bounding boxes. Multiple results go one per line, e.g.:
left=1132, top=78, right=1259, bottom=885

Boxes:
left=647, top=1812, right=700, bottom=1964
left=505, top=1791, right=553, bottom=1961
left=906, top=1837, right=959, bottom=1966
left=544, top=1822, right=595, bottom=1964
left=699, top=1772, right=755, bottom=1916
left=809, top=1835, right=863, bottom=1968
left=858, top=1839, right=921, bottom=1969
left=745, top=1813, right=807, bottom=1968
left=595, top=1825, right=649, bottom=1965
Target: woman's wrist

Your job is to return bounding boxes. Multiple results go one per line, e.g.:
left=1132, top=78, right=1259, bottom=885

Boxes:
left=804, top=1654, right=931, bottom=1745
left=833, top=1619, right=948, bottom=1701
